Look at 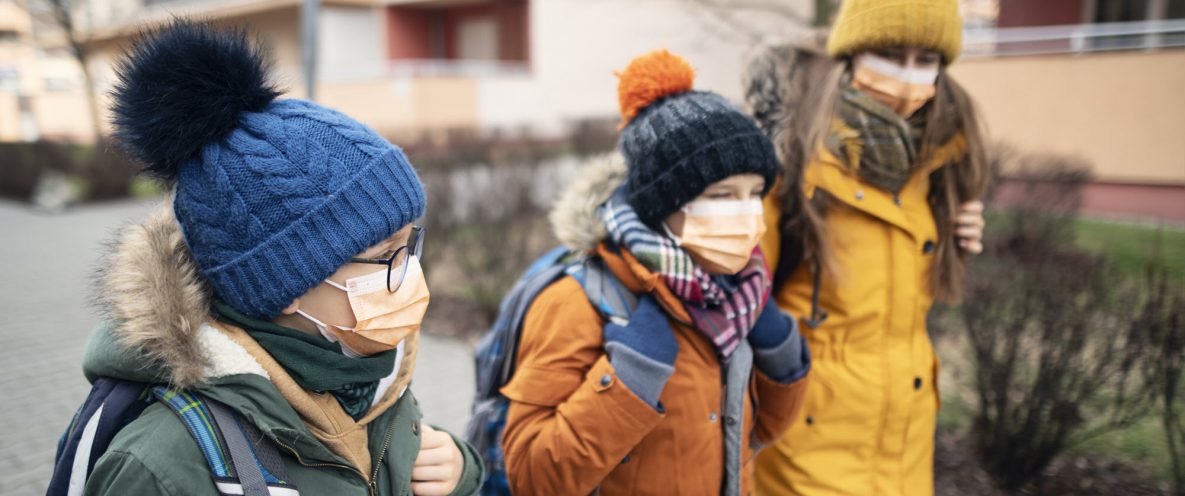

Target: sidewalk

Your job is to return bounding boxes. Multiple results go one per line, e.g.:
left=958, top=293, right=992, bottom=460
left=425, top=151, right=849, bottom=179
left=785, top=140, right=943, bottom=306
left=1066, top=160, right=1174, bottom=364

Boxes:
left=0, top=199, right=474, bottom=496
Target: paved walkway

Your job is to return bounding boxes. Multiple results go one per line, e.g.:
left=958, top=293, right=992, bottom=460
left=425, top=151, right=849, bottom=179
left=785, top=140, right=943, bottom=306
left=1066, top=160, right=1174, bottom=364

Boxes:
left=0, top=199, right=474, bottom=496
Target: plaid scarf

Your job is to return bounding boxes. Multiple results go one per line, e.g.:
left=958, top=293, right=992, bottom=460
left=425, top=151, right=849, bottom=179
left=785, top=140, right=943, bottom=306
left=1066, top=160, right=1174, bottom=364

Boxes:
left=600, top=187, right=771, bottom=357
left=829, top=86, right=929, bottom=194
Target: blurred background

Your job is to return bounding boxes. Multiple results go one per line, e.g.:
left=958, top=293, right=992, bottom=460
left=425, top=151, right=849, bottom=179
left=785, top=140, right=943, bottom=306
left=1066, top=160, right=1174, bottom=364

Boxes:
left=0, top=0, right=1182, bottom=494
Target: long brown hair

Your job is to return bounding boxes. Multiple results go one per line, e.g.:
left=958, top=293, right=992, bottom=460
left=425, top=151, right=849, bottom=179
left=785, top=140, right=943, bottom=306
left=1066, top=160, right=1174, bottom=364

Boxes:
left=775, top=54, right=990, bottom=304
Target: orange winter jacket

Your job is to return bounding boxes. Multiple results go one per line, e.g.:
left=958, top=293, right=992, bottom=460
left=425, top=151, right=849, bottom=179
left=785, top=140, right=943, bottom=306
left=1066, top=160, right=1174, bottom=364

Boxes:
left=501, top=242, right=809, bottom=496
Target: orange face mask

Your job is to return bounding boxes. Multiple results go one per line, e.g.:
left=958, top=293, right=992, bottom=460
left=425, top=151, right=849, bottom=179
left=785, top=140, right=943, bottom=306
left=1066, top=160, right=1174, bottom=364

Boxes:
left=851, top=53, right=938, bottom=117
left=666, top=199, right=767, bottom=275
left=298, top=256, right=430, bottom=357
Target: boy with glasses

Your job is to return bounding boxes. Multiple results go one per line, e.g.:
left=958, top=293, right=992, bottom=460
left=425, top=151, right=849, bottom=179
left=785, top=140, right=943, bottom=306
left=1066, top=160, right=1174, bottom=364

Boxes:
left=78, top=21, right=482, bottom=496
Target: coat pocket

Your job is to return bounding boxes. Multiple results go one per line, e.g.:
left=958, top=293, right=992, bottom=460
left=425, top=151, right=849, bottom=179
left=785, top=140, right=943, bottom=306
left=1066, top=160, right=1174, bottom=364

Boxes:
left=500, top=365, right=585, bottom=407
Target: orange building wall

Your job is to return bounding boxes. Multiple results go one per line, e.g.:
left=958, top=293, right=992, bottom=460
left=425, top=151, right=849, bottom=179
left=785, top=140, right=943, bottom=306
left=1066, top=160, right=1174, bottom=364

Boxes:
left=950, top=49, right=1185, bottom=185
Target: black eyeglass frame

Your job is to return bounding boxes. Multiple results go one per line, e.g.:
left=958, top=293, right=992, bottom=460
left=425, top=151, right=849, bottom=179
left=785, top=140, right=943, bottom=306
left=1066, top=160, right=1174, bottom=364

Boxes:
left=348, top=225, right=425, bottom=293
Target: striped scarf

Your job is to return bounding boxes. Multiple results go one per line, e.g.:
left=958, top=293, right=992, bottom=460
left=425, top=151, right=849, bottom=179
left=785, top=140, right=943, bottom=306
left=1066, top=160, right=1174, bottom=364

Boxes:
left=600, top=186, right=771, bottom=357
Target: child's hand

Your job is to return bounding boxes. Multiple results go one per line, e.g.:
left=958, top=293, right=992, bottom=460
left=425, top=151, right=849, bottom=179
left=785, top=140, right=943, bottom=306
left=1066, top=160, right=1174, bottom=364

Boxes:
left=412, top=424, right=464, bottom=495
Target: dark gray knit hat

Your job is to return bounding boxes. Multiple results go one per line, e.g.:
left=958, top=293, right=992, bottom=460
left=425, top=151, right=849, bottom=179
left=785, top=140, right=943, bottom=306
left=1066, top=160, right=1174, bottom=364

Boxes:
left=617, top=50, right=779, bottom=228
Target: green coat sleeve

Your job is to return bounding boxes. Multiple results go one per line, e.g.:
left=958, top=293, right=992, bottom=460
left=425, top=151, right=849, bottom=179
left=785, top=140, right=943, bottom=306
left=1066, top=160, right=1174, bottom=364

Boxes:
left=446, top=429, right=485, bottom=496
left=84, top=450, right=177, bottom=496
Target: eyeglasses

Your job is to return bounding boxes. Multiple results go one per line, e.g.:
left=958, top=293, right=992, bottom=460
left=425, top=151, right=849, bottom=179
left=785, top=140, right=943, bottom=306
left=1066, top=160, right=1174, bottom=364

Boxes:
left=349, top=225, right=425, bottom=293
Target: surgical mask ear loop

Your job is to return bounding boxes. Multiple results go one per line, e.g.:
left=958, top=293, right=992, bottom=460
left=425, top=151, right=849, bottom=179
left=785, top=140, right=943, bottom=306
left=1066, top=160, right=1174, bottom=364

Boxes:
left=661, top=204, right=691, bottom=246
left=662, top=221, right=683, bottom=246
left=294, top=308, right=363, bottom=358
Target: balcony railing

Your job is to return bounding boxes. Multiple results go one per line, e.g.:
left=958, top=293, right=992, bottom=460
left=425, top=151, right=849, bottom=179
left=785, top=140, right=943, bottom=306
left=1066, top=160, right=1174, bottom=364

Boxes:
left=387, top=59, right=531, bottom=78
left=964, top=19, right=1185, bottom=57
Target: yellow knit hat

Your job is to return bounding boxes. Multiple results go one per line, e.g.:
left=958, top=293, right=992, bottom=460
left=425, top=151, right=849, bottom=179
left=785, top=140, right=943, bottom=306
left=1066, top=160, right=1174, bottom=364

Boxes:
left=826, top=0, right=964, bottom=63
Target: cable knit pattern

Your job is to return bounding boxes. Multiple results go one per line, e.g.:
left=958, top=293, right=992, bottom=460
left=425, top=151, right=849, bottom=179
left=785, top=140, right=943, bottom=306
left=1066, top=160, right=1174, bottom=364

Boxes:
left=174, top=99, right=426, bottom=319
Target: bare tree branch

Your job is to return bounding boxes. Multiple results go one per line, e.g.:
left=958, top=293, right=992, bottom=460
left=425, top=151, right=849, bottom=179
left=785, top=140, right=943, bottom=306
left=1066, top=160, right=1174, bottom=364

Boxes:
left=34, top=0, right=103, bottom=140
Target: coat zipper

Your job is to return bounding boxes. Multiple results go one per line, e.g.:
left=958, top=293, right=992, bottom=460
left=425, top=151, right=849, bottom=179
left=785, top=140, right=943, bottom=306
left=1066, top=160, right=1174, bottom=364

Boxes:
left=368, top=414, right=400, bottom=495
left=268, top=405, right=405, bottom=496
left=271, top=436, right=373, bottom=493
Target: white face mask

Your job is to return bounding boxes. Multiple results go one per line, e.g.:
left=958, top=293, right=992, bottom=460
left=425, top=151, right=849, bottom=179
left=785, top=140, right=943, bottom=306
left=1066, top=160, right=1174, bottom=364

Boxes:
left=665, top=199, right=766, bottom=275
left=297, top=256, right=430, bottom=358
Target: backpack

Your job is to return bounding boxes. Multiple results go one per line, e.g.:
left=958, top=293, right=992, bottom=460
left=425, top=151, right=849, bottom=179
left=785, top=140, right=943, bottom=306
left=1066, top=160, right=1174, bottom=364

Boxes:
left=48, top=377, right=298, bottom=496
left=465, top=247, right=638, bottom=495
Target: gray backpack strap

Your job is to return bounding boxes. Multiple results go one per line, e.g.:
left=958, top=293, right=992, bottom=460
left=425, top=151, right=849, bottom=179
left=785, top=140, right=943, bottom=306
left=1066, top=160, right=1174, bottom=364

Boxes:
left=577, top=256, right=638, bottom=326
left=206, top=399, right=272, bottom=496
left=498, top=262, right=572, bottom=386
left=236, top=411, right=294, bottom=490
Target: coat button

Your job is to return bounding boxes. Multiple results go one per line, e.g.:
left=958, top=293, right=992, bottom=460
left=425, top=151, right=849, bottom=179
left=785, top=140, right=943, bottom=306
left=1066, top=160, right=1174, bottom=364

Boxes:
left=805, top=415, right=814, bottom=425
left=893, top=196, right=902, bottom=206
left=923, top=240, right=936, bottom=254
left=855, top=190, right=865, bottom=201
left=709, top=412, right=718, bottom=422
left=914, top=377, right=923, bottom=390
left=725, top=416, right=737, bottom=426
left=600, top=374, right=613, bottom=387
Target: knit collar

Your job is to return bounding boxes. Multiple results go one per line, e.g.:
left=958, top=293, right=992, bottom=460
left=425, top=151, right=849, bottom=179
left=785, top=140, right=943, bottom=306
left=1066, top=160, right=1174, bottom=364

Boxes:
left=211, top=300, right=397, bottom=420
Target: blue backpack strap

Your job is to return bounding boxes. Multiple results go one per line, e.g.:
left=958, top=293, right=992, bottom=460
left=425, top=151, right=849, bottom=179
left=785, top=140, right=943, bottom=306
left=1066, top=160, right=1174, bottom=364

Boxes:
left=152, top=387, right=298, bottom=496
left=47, top=378, right=154, bottom=496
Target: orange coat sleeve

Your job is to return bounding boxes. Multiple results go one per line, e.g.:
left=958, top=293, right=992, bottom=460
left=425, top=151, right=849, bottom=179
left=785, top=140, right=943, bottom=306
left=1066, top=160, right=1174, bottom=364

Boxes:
left=750, top=369, right=809, bottom=446
left=500, top=277, right=665, bottom=495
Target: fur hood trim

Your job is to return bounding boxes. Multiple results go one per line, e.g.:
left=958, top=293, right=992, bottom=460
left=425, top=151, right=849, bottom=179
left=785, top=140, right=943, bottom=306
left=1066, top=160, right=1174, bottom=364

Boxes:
left=742, top=43, right=837, bottom=159
left=93, top=200, right=263, bottom=388
left=548, top=153, right=628, bottom=252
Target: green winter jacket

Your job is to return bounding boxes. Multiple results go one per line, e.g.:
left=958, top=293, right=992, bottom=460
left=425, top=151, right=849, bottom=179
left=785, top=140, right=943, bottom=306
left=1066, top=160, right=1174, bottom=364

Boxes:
left=80, top=206, right=483, bottom=496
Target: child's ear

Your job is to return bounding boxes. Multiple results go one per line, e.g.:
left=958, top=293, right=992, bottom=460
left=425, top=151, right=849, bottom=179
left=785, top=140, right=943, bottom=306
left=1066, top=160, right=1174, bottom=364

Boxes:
left=280, top=299, right=301, bottom=315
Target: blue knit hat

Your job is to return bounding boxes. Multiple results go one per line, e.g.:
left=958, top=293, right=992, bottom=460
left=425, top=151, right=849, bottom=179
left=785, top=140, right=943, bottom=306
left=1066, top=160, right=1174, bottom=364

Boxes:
left=617, top=50, right=779, bottom=229
left=110, top=21, right=425, bottom=319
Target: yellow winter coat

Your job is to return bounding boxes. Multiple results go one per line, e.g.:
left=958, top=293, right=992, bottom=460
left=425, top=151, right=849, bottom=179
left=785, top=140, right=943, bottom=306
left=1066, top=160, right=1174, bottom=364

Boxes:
left=753, top=133, right=965, bottom=496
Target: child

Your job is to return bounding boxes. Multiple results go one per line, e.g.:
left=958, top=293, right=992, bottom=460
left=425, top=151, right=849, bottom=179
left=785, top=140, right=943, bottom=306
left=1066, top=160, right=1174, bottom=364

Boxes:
left=79, top=21, right=482, bottom=495
left=500, top=50, right=811, bottom=495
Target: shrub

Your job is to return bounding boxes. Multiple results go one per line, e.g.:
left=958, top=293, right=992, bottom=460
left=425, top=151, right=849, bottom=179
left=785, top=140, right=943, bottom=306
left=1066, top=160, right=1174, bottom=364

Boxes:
left=79, top=142, right=140, bottom=201
left=962, top=150, right=1162, bottom=491
left=0, top=141, right=75, bottom=201
left=1136, top=261, right=1185, bottom=494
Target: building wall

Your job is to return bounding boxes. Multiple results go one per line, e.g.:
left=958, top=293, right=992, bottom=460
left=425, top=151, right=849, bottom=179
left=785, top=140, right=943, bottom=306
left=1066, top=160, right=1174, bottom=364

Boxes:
left=949, top=49, right=1185, bottom=185
left=386, top=0, right=529, bottom=63
left=997, top=0, right=1084, bottom=27
left=320, top=5, right=387, bottom=81
left=387, top=7, right=434, bottom=60
left=474, top=0, right=814, bottom=134
left=61, top=0, right=816, bottom=139
left=317, top=76, right=479, bottom=137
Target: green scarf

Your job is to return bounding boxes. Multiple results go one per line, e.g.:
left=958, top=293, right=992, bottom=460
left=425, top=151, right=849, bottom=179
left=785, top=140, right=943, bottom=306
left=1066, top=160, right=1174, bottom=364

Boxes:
left=829, top=85, right=929, bottom=194
left=212, top=301, right=397, bottom=420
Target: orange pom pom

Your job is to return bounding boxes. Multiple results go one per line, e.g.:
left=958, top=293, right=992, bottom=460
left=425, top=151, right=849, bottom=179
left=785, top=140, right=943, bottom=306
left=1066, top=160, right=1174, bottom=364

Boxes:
left=617, top=50, right=695, bottom=128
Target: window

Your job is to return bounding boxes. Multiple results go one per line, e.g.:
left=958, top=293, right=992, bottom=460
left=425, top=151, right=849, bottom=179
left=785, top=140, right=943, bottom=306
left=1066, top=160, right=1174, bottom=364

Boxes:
left=44, top=77, right=75, bottom=92
left=387, top=0, right=529, bottom=75
left=0, top=66, right=19, bottom=94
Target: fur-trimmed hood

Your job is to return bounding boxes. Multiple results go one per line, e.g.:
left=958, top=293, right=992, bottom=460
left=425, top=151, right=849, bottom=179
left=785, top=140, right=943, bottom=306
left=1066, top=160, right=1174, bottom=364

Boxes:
left=742, top=43, right=839, bottom=160
left=548, top=153, right=628, bottom=253
left=87, top=200, right=265, bottom=388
